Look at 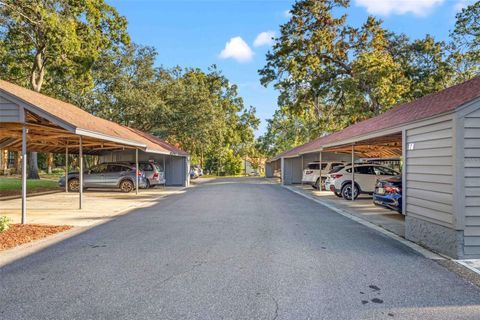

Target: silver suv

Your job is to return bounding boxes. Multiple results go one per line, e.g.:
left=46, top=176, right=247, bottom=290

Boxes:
left=59, top=162, right=147, bottom=193
left=134, top=162, right=165, bottom=188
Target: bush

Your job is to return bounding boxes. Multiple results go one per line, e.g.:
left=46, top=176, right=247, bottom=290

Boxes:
left=0, top=216, right=11, bottom=232
left=51, top=167, right=65, bottom=174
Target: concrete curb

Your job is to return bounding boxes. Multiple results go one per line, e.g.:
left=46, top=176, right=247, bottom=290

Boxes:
left=454, top=259, right=480, bottom=276
left=0, top=189, right=62, bottom=201
left=283, top=185, right=445, bottom=260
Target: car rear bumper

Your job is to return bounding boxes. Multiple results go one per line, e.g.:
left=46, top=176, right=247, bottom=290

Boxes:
left=373, top=193, right=402, bottom=213
left=149, top=178, right=166, bottom=186
left=302, top=176, right=317, bottom=183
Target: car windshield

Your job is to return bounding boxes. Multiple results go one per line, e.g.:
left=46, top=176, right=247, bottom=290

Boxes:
left=139, top=163, right=153, bottom=171
left=307, top=163, right=328, bottom=170
left=329, top=166, right=344, bottom=173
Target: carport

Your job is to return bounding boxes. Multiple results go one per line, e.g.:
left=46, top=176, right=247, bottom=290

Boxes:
left=269, top=77, right=480, bottom=259
left=0, top=80, right=183, bottom=223
left=265, top=157, right=281, bottom=178
left=98, top=128, right=189, bottom=187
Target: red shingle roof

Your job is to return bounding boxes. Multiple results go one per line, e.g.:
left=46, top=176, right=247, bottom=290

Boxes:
left=126, top=127, right=188, bottom=156
left=269, top=76, right=480, bottom=160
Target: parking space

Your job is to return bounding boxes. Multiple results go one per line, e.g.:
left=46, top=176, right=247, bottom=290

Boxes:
left=0, top=187, right=185, bottom=227
left=290, top=184, right=405, bottom=236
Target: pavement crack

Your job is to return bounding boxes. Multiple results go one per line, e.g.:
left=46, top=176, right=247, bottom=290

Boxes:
left=266, top=292, right=279, bottom=320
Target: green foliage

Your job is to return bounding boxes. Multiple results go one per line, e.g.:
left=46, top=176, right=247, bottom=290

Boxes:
left=0, top=216, right=11, bottom=232
left=0, top=1, right=259, bottom=174
left=205, top=148, right=243, bottom=176
left=259, top=0, right=480, bottom=156
left=259, top=0, right=409, bottom=135
left=76, top=44, right=260, bottom=171
left=0, top=0, right=129, bottom=94
left=450, top=1, right=480, bottom=81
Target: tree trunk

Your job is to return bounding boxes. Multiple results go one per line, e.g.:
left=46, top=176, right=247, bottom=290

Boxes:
left=1, top=150, right=8, bottom=175
left=15, top=151, right=22, bottom=174
left=47, top=153, right=53, bottom=174
left=27, top=47, right=46, bottom=180
left=27, top=152, right=40, bottom=179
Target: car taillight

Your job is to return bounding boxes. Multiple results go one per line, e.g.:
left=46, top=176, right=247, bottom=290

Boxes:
left=332, top=174, right=343, bottom=179
left=153, top=172, right=159, bottom=179
left=384, top=186, right=400, bottom=193
left=136, top=170, right=142, bottom=177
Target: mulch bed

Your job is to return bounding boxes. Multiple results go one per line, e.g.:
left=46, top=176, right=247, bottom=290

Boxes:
left=0, top=224, right=73, bottom=251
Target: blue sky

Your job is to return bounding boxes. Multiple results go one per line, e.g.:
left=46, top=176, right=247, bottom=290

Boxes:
left=108, top=0, right=473, bottom=136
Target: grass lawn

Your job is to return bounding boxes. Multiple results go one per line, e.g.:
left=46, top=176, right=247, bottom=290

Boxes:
left=0, top=177, right=60, bottom=197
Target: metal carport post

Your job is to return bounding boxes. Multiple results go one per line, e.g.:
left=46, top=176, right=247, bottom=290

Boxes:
left=21, top=126, right=27, bottom=224
left=65, top=146, right=69, bottom=193
left=351, top=144, right=355, bottom=201
left=79, top=136, right=83, bottom=209
left=135, top=148, right=139, bottom=195
left=163, top=154, right=166, bottom=188
left=319, top=151, right=322, bottom=191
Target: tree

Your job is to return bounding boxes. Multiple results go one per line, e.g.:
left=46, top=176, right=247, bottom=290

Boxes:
left=146, top=66, right=259, bottom=172
left=258, top=106, right=319, bottom=157
left=450, top=1, right=480, bottom=81
left=81, top=44, right=164, bottom=131
left=0, top=0, right=129, bottom=178
left=386, top=34, right=455, bottom=99
left=258, top=0, right=480, bottom=156
left=259, top=0, right=409, bottom=135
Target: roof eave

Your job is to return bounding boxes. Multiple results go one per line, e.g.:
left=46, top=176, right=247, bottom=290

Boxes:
left=75, top=128, right=146, bottom=148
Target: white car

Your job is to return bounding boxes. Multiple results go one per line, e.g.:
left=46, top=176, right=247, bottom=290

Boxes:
left=324, top=165, right=346, bottom=197
left=302, top=161, right=346, bottom=189
left=329, top=164, right=399, bottom=200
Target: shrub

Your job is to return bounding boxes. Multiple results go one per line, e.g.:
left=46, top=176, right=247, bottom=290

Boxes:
left=0, top=216, right=11, bottom=232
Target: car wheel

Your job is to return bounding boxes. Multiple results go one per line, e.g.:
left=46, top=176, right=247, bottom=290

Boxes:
left=341, top=183, right=359, bottom=200
left=120, top=180, right=134, bottom=193
left=145, top=179, right=151, bottom=189
left=68, top=178, right=80, bottom=192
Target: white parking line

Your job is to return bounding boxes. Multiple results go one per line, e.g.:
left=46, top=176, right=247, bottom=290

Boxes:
left=283, top=185, right=445, bottom=261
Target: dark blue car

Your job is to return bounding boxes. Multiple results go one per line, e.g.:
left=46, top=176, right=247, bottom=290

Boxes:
left=373, top=175, right=402, bottom=213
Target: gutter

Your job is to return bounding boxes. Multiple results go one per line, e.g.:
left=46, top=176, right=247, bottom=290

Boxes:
left=75, top=128, right=147, bottom=148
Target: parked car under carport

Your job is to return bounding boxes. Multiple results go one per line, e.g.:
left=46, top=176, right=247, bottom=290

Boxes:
left=59, top=162, right=147, bottom=193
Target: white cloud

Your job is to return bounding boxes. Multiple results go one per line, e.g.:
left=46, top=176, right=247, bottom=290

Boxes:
left=283, top=9, right=292, bottom=18
left=219, top=36, right=254, bottom=63
left=355, top=0, right=444, bottom=16
left=253, top=31, right=276, bottom=47
left=454, top=0, right=475, bottom=12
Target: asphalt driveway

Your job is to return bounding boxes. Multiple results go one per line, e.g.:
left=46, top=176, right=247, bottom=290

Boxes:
left=1, top=178, right=479, bottom=319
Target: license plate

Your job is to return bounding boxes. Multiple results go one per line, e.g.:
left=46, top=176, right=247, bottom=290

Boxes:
left=376, top=187, right=385, bottom=195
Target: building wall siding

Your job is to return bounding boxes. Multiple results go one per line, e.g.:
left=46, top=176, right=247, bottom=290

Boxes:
left=0, top=96, right=21, bottom=123
left=462, top=107, right=480, bottom=255
left=405, top=118, right=455, bottom=228
left=282, top=157, right=303, bottom=184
